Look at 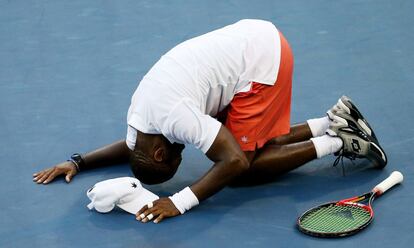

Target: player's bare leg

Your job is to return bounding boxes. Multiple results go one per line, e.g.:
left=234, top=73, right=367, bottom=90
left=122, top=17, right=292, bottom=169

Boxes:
left=233, top=123, right=319, bottom=185
left=231, top=116, right=347, bottom=185
left=265, top=123, right=313, bottom=146
left=232, top=103, right=387, bottom=185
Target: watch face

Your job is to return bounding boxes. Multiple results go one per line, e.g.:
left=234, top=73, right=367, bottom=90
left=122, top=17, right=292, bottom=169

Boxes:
left=70, top=154, right=83, bottom=171
left=71, top=154, right=83, bottom=163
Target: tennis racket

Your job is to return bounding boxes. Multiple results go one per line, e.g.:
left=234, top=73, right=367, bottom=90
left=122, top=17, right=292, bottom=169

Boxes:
left=297, top=171, right=403, bottom=237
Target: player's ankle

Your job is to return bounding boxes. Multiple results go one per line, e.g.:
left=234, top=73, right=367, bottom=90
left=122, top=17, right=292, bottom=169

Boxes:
left=307, top=116, right=330, bottom=137
left=311, top=135, right=343, bottom=158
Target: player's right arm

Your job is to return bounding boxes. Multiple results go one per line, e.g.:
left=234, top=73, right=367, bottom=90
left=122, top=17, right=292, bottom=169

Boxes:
left=33, top=140, right=130, bottom=184
left=190, top=125, right=250, bottom=200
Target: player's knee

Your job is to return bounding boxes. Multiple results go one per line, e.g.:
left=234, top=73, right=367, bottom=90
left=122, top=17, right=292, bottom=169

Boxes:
left=229, top=154, right=250, bottom=173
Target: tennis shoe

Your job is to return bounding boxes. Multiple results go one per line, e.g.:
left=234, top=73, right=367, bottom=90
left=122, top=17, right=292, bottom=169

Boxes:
left=327, top=95, right=378, bottom=143
left=327, top=113, right=387, bottom=169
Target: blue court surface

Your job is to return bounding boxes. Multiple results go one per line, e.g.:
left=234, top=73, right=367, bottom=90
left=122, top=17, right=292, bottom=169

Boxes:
left=1, top=0, right=413, bottom=247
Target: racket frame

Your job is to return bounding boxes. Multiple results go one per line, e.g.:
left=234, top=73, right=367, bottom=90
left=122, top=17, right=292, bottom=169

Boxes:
left=297, top=171, right=403, bottom=238
left=297, top=191, right=377, bottom=238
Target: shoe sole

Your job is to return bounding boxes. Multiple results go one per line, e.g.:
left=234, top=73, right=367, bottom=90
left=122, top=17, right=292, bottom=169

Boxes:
left=369, top=142, right=387, bottom=169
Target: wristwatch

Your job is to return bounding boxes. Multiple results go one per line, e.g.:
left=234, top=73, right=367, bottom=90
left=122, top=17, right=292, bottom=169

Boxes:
left=68, top=153, right=85, bottom=172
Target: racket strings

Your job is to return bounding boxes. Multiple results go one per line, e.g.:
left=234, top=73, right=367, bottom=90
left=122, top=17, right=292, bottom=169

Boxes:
left=300, top=204, right=371, bottom=233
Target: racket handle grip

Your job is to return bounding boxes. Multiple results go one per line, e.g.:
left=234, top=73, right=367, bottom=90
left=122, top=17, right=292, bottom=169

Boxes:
left=373, top=171, right=404, bottom=195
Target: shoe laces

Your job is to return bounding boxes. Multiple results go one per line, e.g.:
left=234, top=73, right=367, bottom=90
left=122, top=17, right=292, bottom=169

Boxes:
left=333, top=150, right=356, bottom=176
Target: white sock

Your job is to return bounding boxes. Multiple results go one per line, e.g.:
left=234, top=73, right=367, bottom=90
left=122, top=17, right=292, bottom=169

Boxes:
left=307, top=116, right=330, bottom=137
left=310, top=135, right=343, bottom=159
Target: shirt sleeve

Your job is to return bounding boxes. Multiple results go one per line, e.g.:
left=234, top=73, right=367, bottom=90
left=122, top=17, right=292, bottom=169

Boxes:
left=162, top=98, right=222, bottom=153
left=126, top=125, right=138, bottom=151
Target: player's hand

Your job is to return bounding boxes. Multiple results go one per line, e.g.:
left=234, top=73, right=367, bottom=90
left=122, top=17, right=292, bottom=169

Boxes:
left=136, top=197, right=180, bottom=224
left=33, top=161, right=78, bottom=184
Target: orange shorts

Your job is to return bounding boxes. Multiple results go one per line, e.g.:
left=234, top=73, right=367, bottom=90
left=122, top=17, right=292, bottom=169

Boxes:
left=224, top=31, right=293, bottom=151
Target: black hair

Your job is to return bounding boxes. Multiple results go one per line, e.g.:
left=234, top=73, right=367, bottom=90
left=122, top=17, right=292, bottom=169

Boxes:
left=129, top=149, right=177, bottom=185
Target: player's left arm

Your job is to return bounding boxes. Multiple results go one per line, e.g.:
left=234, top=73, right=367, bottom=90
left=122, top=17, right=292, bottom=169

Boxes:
left=137, top=125, right=250, bottom=223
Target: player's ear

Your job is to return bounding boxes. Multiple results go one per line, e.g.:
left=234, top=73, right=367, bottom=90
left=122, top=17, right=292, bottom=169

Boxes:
left=153, top=147, right=164, bottom=162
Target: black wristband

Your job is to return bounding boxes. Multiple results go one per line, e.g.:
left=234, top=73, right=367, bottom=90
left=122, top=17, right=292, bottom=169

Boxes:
left=68, top=153, right=85, bottom=172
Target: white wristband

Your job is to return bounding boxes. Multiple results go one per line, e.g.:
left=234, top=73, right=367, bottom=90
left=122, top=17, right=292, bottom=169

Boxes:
left=169, top=187, right=199, bottom=214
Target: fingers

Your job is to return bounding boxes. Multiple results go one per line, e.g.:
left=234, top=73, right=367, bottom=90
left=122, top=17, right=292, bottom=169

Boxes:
left=142, top=209, right=162, bottom=223
left=136, top=201, right=154, bottom=222
left=65, top=170, right=76, bottom=183
left=136, top=204, right=153, bottom=221
left=135, top=198, right=179, bottom=224
left=33, top=168, right=52, bottom=182
left=43, top=169, right=60, bottom=184
left=153, top=214, right=165, bottom=224
left=33, top=162, right=77, bottom=184
left=146, top=213, right=154, bottom=221
left=33, top=170, right=45, bottom=180
left=139, top=209, right=163, bottom=223
left=33, top=168, right=55, bottom=184
left=33, top=167, right=61, bottom=184
left=136, top=205, right=148, bottom=218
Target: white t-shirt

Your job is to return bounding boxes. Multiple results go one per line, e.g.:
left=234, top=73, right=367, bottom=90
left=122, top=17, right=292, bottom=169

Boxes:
left=126, top=19, right=281, bottom=153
